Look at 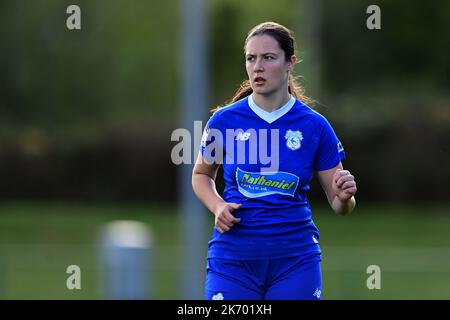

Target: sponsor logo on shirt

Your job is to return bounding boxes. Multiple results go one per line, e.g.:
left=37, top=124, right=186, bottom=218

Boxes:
left=236, top=168, right=299, bottom=198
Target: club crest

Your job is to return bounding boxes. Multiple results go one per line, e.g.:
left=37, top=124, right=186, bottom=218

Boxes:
left=285, top=130, right=303, bottom=151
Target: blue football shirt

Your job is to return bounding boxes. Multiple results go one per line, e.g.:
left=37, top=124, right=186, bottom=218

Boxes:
left=200, top=94, right=345, bottom=260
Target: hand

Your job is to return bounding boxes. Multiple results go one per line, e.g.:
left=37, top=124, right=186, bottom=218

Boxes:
left=332, top=169, right=357, bottom=202
left=213, top=202, right=242, bottom=233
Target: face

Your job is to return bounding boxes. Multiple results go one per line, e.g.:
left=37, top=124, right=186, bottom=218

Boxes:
left=245, top=34, right=296, bottom=97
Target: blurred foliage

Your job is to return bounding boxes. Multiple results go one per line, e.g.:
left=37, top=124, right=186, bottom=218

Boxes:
left=0, top=0, right=179, bottom=141
left=321, top=0, right=450, bottom=94
left=0, top=0, right=449, bottom=203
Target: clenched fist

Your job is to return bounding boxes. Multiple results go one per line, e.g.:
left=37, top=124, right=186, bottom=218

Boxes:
left=332, top=169, right=357, bottom=202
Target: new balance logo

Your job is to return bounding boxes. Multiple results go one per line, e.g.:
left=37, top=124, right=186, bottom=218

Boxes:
left=236, top=132, right=251, bottom=141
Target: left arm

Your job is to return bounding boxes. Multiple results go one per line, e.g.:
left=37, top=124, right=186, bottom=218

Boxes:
left=317, top=162, right=357, bottom=215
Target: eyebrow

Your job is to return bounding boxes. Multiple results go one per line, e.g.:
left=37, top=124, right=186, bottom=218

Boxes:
left=245, top=52, right=279, bottom=57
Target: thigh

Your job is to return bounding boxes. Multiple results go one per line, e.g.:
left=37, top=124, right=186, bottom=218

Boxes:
left=264, top=255, right=322, bottom=300
left=204, top=259, right=264, bottom=300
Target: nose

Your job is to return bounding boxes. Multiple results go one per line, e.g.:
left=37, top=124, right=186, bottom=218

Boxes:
left=253, top=57, right=264, bottom=73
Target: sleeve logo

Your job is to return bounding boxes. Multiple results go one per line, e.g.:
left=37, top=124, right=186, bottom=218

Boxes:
left=200, top=127, right=210, bottom=148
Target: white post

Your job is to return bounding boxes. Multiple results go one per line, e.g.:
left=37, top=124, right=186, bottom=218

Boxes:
left=99, top=221, right=153, bottom=299
left=295, top=0, right=323, bottom=99
left=180, top=0, right=209, bottom=299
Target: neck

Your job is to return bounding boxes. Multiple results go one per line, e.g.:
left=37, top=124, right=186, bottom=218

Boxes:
left=252, top=89, right=291, bottom=112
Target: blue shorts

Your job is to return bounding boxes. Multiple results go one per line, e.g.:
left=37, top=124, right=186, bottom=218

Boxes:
left=204, top=253, right=322, bottom=300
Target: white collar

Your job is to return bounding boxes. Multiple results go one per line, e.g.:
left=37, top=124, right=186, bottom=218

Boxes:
left=248, top=94, right=296, bottom=124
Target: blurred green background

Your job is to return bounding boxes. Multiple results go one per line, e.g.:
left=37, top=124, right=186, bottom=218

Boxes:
left=0, top=0, right=449, bottom=299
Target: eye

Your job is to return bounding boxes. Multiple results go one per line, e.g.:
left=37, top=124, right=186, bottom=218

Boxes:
left=264, top=56, right=274, bottom=60
left=246, top=56, right=255, bottom=62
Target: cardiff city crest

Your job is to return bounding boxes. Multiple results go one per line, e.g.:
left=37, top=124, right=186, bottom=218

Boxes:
left=284, top=130, right=303, bottom=151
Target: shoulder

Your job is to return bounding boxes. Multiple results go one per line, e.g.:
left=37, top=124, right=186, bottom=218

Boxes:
left=292, top=99, right=333, bottom=129
left=207, top=97, right=249, bottom=127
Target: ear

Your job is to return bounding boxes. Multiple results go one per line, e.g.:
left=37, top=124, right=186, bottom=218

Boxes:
left=287, top=55, right=297, bottom=72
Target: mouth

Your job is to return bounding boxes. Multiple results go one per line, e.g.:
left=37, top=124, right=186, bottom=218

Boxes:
left=254, top=76, right=266, bottom=85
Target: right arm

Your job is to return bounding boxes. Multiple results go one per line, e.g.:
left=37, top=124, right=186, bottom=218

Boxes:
left=192, top=152, right=241, bottom=233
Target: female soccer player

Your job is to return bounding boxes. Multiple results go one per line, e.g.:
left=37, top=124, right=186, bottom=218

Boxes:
left=192, top=21, right=357, bottom=300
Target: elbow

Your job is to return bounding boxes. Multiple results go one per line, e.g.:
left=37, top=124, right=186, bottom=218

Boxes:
left=192, top=170, right=207, bottom=195
left=191, top=171, right=199, bottom=192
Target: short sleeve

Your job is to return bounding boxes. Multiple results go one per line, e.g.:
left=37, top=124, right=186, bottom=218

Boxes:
left=314, top=117, right=346, bottom=171
left=199, top=114, right=224, bottom=164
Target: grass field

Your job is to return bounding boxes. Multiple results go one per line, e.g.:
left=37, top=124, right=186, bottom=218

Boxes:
left=0, top=201, right=449, bottom=299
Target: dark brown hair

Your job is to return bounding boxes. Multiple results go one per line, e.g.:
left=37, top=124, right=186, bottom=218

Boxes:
left=212, top=21, right=313, bottom=112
